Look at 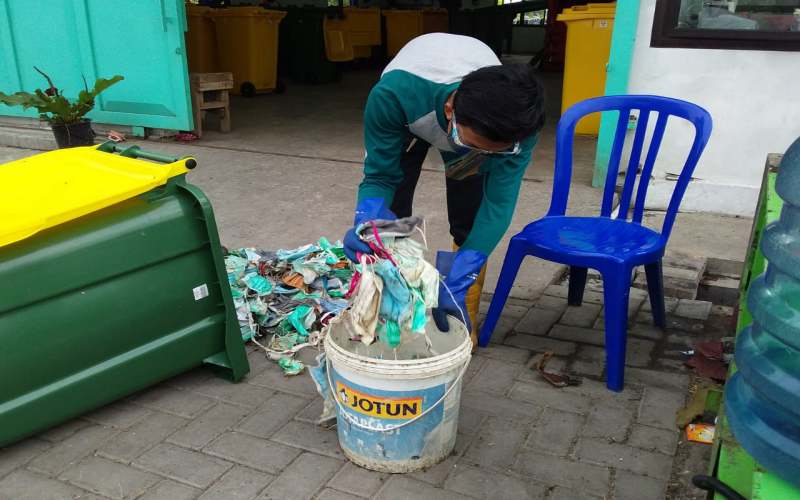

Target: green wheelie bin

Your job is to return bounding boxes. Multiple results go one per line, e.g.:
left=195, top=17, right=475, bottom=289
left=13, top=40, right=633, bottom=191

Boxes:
left=279, top=7, right=341, bottom=84
left=0, top=142, right=249, bottom=447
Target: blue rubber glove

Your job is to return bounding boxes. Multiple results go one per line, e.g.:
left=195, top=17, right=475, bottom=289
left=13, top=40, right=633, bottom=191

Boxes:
left=432, top=249, right=488, bottom=332
left=343, top=198, right=396, bottom=262
left=343, top=229, right=371, bottom=263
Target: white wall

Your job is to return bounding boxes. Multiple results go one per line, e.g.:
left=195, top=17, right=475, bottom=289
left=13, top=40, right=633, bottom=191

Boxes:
left=625, top=0, right=800, bottom=216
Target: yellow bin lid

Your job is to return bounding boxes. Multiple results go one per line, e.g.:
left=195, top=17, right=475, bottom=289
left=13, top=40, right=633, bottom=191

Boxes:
left=557, top=3, right=616, bottom=21
left=0, top=145, right=190, bottom=248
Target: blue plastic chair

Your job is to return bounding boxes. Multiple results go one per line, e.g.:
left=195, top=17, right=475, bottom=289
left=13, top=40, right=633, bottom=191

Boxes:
left=479, top=95, right=712, bottom=392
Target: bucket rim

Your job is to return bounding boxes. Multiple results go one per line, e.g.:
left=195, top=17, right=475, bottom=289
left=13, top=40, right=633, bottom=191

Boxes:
left=324, top=314, right=472, bottom=377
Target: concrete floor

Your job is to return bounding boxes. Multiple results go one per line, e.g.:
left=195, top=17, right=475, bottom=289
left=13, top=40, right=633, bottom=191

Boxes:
left=0, top=274, right=731, bottom=500
left=195, top=68, right=597, bottom=186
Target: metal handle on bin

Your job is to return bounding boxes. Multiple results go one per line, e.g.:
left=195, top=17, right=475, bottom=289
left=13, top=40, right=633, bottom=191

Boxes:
left=97, top=141, right=196, bottom=169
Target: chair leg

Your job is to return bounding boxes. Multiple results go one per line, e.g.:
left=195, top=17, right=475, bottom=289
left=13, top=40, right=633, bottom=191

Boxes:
left=567, top=266, right=588, bottom=306
left=644, top=260, right=666, bottom=329
left=601, top=267, right=632, bottom=392
left=478, top=241, right=526, bottom=347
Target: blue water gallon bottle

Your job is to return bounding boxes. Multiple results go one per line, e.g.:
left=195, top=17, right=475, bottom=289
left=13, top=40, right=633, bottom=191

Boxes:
left=726, top=136, right=800, bottom=486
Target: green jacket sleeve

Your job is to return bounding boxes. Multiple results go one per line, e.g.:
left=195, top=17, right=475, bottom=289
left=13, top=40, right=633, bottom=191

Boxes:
left=461, top=135, right=538, bottom=256
left=357, top=82, right=407, bottom=205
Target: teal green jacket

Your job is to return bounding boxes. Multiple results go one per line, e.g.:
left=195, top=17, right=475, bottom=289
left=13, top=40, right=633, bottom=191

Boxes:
left=357, top=34, right=537, bottom=256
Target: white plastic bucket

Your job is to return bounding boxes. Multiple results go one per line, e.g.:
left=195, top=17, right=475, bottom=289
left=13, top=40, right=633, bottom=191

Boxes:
left=324, top=311, right=472, bottom=473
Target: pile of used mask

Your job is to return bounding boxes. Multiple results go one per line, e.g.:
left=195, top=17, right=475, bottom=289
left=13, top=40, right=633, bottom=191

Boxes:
left=224, top=237, right=353, bottom=375
left=225, top=218, right=439, bottom=376
left=345, top=216, right=440, bottom=348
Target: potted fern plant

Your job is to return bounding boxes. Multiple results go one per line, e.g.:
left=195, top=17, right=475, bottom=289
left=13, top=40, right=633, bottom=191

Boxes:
left=0, top=67, right=123, bottom=148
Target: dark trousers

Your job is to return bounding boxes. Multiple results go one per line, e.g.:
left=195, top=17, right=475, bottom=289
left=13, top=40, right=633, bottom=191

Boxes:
left=389, top=135, right=484, bottom=247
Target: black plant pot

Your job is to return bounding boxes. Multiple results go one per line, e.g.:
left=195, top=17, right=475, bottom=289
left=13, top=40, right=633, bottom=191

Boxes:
left=51, top=120, right=95, bottom=148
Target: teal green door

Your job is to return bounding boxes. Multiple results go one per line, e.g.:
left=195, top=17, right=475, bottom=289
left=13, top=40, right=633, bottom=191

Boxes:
left=0, top=0, right=193, bottom=130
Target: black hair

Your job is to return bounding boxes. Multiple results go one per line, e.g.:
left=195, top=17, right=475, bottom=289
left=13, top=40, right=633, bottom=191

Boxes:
left=454, top=63, right=545, bottom=143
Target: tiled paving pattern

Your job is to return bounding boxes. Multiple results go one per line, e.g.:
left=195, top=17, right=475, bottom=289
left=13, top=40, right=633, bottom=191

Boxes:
left=0, top=258, right=734, bottom=499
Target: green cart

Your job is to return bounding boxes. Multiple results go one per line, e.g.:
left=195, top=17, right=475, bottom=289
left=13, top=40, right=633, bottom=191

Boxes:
left=710, top=154, right=800, bottom=500
left=0, top=143, right=249, bottom=447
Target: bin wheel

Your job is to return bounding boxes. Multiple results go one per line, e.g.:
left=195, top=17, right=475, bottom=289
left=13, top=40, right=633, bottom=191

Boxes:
left=274, top=80, right=286, bottom=94
left=240, top=82, right=256, bottom=98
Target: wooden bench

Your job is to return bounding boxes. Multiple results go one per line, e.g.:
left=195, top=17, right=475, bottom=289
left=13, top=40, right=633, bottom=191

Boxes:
left=190, top=72, right=233, bottom=137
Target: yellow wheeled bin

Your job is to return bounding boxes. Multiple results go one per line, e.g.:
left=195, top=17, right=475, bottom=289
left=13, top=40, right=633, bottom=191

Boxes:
left=210, top=7, right=286, bottom=96
left=383, top=9, right=448, bottom=58
left=557, top=3, right=616, bottom=135
left=324, top=7, right=381, bottom=62
left=186, top=4, right=219, bottom=73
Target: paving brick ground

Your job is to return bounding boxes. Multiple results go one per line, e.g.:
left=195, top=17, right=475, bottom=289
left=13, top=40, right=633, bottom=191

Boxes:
left=0, top=258, right=734, bottom=500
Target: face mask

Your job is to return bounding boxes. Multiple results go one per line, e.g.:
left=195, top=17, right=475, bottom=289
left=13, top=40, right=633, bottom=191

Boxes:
left=447, top=120, right=473, bottom=156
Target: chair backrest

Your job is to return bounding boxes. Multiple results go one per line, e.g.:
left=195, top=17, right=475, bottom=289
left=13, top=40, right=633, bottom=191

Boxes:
left=548, top=95, right=713, bottom=243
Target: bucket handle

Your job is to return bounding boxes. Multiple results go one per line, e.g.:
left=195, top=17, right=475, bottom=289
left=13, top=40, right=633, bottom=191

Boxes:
left=326, top=354, right=471, bottom=433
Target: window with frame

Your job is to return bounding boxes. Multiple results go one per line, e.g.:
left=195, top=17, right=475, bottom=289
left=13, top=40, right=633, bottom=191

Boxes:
left=651, top=0, right=800, bottom=51
left=512, top=9, right=548, bottom=26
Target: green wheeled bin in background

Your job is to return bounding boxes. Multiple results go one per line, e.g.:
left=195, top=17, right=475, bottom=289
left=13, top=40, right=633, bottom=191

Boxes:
left=279, top=7, right=341, bottom=85
left=0, top=143, right=249, bottom=447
